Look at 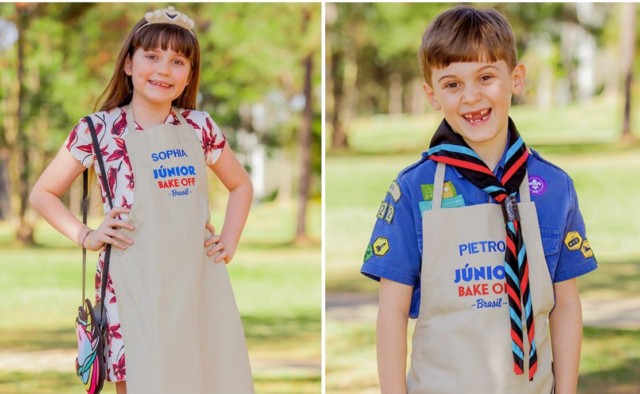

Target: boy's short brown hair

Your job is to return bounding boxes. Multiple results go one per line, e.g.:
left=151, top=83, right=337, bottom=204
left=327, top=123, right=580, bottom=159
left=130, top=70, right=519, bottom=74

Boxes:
left=419, top=6, right=518, bottom=86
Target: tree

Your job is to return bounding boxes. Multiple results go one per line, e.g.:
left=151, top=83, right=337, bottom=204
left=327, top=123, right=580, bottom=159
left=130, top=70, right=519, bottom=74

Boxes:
left=620, top=2, right=637, bottom=142
left=295, top=6, right=315, bottom=241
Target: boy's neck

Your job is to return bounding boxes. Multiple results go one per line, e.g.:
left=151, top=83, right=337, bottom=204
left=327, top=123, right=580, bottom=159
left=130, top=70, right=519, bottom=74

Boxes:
left=466, top=132, right=508, bottom=172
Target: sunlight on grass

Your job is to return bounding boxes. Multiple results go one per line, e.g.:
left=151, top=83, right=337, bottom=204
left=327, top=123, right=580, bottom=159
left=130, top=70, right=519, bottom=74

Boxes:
left=0, top=200, right=321, bottom=393
left=326, top=102, right=640, bottom=393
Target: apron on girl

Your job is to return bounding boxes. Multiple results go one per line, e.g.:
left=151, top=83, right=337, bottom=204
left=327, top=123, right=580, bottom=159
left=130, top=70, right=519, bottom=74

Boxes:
left=109, top=107, right=254, bottom=393
left=407, top=162, right=555, bottom=394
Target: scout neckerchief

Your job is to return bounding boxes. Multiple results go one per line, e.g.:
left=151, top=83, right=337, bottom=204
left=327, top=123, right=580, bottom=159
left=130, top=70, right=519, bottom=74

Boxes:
left=427, top=117, right=537, bottom=380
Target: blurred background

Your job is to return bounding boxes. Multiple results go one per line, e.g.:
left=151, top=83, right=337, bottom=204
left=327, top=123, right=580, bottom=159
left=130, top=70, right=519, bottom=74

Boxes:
left=326, top=3, right=640, bottom=394
left=0, top=3, right=320, bottom=393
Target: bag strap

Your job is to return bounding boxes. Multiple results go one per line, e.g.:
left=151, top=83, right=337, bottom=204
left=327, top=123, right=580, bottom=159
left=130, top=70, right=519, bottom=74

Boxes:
left=82, top=116, right=114, bottom=317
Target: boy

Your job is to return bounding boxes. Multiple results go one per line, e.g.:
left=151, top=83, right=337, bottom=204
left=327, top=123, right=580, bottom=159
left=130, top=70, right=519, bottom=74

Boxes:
left=361, top=6, right=597, bottom=394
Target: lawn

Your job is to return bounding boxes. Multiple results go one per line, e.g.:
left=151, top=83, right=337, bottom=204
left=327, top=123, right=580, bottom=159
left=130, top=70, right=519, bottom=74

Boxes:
left=0, top=200, right=321, bottom=394
left=326, top=99, right=640, bottom=393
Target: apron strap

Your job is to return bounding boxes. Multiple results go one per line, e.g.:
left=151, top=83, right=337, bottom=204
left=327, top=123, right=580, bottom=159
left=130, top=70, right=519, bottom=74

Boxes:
left=432, top=162, right=446, bottom=210
left=519, top=171, right=531, bottom=202
left=172, top=107, right=189, bottom=126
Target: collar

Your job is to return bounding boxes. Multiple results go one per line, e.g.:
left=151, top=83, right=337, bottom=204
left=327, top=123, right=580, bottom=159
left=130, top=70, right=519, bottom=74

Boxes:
left=421, top=124, right=513, bottom=180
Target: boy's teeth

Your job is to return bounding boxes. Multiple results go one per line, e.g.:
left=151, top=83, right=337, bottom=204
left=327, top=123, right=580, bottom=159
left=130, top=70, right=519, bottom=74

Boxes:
left=463, top=109, right=490, bottom=121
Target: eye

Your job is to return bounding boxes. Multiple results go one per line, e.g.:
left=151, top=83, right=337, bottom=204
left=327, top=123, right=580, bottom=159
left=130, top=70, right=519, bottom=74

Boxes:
left=145, top=53, right=158, bottom=61
left=173, top=59, right=186, bottom=66
left=479, top=74, right=494, bottom=83
left=444, top=81, right=460, bottom=89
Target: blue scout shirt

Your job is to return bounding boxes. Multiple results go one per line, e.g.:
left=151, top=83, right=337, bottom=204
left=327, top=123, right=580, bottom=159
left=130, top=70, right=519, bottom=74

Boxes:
left=361, top=147, right=598, bottom=318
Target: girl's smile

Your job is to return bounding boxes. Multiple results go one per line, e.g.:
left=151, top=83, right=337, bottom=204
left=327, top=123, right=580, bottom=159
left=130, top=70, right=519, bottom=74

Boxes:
left=125, top=47, right=191, bottom=110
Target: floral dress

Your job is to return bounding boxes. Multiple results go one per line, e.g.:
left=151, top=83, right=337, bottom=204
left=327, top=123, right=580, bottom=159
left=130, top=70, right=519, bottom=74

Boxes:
left=65, top=106, right=226, bottom=381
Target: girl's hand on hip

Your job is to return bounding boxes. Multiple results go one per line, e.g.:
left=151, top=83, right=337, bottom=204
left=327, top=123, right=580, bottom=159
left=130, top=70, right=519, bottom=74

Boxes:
left=84, top=207, right=135, bottom=251
left=205, top=222, right=233, bottom=264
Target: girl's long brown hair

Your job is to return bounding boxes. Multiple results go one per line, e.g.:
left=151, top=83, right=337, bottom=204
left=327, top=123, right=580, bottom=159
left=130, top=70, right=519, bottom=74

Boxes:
left=95, top=18, right=201, bottom=112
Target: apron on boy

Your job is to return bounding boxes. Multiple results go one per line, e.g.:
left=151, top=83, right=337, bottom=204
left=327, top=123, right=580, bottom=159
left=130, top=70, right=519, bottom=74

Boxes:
left=109, top=107, right=254, bottom=393
left=407, top=162, right=555, bottom=394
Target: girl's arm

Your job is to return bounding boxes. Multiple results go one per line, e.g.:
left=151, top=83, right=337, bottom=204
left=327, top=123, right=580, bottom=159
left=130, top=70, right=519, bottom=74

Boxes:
left=30, top=147, right=133, bottom=250
left=549, top=278, right=582, bottom=394
left=378, top=278, right=413, bottom=394
left=205, top=145, right=253, bottom=263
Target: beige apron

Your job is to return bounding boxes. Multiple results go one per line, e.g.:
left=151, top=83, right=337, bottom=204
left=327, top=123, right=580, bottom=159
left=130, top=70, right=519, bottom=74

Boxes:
left=407, top=162, right=555, bottom=394
left=109, top=107, right=254, bottom=393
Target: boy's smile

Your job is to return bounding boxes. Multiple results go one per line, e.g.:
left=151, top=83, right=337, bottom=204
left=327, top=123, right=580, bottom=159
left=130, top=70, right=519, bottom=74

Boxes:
left=424, top=60, right=525, bottom=167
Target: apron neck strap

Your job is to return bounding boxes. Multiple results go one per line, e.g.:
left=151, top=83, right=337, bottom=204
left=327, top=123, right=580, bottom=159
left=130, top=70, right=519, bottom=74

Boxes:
left=433, top=162, right=446, bottom=209
left=432, top=162, right=532, bottom=209
left=519, top=170, right=531, bottom=202
left=172, top=108, right=189, bottom=126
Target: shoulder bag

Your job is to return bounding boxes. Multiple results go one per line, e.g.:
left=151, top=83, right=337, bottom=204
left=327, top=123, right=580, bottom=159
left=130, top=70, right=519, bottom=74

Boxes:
left=75, top=116, right=114, bottom=394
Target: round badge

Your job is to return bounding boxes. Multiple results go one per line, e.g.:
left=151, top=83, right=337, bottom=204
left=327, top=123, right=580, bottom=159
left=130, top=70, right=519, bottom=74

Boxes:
left=529, top=176, right=546, bottom=195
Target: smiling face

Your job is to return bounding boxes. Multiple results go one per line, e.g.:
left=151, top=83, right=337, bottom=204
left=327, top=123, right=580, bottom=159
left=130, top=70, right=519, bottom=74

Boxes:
left=124, top=47, right=191, bottom=110
left=424, top=60, right=525, bottom=155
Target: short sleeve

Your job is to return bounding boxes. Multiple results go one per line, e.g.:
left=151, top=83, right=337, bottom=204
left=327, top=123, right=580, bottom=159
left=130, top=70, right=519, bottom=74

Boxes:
left=201, top=112, right=227, bottom=166
left=554, top=179, right=598, bottom=281
left=361, top=176, right=422, bottom=291
left=64, top=118, right=95, bottom=168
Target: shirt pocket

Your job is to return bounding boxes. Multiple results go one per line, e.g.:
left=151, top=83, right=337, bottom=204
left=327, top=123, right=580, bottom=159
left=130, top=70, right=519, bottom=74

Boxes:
left=540, top=227, right=561, bottom=256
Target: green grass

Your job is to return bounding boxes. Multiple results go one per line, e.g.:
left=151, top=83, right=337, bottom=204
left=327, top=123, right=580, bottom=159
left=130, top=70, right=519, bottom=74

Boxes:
left=343, top=96, right=640, bottom=155
left=326, top=101, right=640, bottom=393
left=0, top=201, right=321, bottom=394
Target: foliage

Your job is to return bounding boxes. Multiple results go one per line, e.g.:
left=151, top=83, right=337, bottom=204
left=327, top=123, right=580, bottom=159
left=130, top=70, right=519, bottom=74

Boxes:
left=0, top=3, right=322, bottom=240
left=327, top=2, right=638, bottom=151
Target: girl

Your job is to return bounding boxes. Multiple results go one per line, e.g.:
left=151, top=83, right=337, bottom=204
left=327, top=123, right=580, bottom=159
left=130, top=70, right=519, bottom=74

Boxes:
left=30, top=6, right=255, bottom=394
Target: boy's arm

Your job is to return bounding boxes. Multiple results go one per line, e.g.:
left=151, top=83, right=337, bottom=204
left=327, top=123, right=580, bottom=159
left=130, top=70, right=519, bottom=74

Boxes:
left=377, top=278, right=413, bottom=394
left=549, top=278, right=582, bottom=394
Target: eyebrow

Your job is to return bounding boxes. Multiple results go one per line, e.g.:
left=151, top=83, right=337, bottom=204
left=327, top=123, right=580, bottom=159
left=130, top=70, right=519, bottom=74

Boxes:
left=437, top=65, right=501, bottom=83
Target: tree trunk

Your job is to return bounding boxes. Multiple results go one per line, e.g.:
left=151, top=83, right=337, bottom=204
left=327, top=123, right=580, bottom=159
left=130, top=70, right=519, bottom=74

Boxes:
left=388, top=71, right=403, bottom=115
left=295, top=52, right=313, bottom=241
left=16, top=4, right=34, bottom=244
left=330, top=51, right=349, bottom=150
left=0, top=149, right=10, bottom=220
left=621, top=2, right=636, bottom=142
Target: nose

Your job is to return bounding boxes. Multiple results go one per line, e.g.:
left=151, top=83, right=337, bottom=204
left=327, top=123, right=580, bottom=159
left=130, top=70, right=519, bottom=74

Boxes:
left=156, top=58, right=171, bottom=75
left=462, top=83, right=481, bottom=104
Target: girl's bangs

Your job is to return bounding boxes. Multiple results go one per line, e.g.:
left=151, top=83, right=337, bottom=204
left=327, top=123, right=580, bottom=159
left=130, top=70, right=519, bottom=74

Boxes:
left=132, top=24, right=198, bottom=62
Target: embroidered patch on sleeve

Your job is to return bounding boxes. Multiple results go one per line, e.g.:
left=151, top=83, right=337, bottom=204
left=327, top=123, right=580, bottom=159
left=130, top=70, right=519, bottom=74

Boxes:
left=384, top=205, right=395, bottom=224
left=376, top=201, right=395, bottom=224
left=387, top=180, right=401, bottom=202
left=364, top=244, right=373, bottom=262
left=564, top=231, right=583, bottom=251
left=373, top=237, right=389, bottom=256
left=581, top=239, right=593, bottom=258
left=377, top=201, right=388, bottom=220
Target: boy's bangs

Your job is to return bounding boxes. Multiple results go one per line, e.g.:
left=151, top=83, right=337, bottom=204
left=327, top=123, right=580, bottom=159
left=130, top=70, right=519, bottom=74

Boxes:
left=429, top=36, right=508, bottom=70
left=133, top=24, right=198, bottom=63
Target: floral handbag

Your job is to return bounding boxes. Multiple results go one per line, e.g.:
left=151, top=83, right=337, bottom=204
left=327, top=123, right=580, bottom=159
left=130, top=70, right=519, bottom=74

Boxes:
left=75, top=116, right=114, bottom=393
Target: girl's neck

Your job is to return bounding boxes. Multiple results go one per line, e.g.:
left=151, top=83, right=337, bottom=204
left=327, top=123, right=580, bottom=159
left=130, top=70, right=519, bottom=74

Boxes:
left=128, top=99, right=172, bottom=129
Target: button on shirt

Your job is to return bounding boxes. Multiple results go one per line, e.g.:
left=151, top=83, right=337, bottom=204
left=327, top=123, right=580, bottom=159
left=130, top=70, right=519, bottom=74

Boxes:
left=361, top=147, right=598, bottom=318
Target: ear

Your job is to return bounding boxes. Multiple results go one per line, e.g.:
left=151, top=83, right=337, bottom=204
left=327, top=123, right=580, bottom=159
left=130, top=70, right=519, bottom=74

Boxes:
left=423, top=82, right=441, bottom=111
left=511, top=63, right=526, bottom=95
left=124, top=56, right=132, bottom=76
